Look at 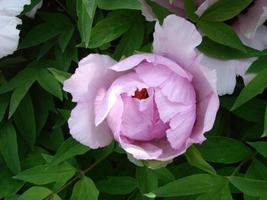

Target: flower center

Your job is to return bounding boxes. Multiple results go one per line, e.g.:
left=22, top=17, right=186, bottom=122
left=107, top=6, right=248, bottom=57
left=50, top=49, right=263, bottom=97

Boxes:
left=133, top=88, right=149, bottom=100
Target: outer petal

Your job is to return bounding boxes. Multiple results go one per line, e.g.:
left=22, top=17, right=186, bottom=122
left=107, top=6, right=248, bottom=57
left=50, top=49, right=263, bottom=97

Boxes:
left=237, top=0, right=267, bottom=39
left=0, top=16, right=20, bottom=59
left=185, top=61, right=219, bottom=143
left=111, top=53, right=193, bottom=81
left=0, top=0, right=30, bottom=59
left=63, top=54, right=119, bottom=149
left=153, top=15, right=202, bottom=67
left=0, top=0, right=30, bottom=16
left=64, top=54, right=117, bottom=102
left=68, top=102, right=113, bottom=149
left=200, top=55, right=249, bottom=95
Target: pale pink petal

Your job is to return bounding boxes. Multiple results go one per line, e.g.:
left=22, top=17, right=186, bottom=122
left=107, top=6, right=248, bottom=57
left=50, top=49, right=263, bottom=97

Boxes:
left=237, top=0, right=267, bottom=39
left=63, top=54, right=119, bottom=149
left=184, top=61, right=219, bottom=142
left=166, top=105, right=196, bottom=149
left=153, top=15, right=202, bottom=67
left=0, top=0, right=30, bottom=16
left=111, top=53, right=193, bottom=80
left=0, top=16, right=20, bottom=59
left=0, top=0, right=31, bottom=59
left=120, top=94, right=168, bottom=141
left=68, top=102, right=113, bottom=149
left=195, top=0, right=218, bottom=16
left=63, top=54, right=117, bottom=103
left=119, top=136, right=163, bottom=160
left=155, top=90, right=194, bottom=123
left=135, top=62, right=172, bottom=87
left=238, top=25, right=267, bottom=50
left=200, top=55, right=243, bottom=95
left=95, top=73, right=148, bottom=126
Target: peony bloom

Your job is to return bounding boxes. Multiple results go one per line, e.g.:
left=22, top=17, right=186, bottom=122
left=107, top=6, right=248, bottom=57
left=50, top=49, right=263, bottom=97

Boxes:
left=64, top=15, right=219, bottom=166
left=0, top=0, right=30, bottom=59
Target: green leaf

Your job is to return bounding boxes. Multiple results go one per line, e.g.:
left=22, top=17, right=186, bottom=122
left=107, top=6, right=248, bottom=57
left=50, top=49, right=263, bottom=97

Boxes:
left=247, top=56, right=267, bottom=73
left=89, top=13, right=132, bottom=48
left=76, top=0, right=97, bottom=48
left=0, top=168, right=24, bottom=199
left=14, top=162, right=76, bottom=185
left=197, top=181, right=232, bottom=200
left=136, top=167, right=158, bottom=193
left=14, top=95, right=36, bottom=149
left=232, top=68, right=267, bottom=110
left=185, top=145, right=216, bottom=175
left=198, top=37, right=264, bottom=59
left=153, top=168, right=175, bottom=184
left=49, top=138, right=90, bottom=166
left=264, top=105, right=267, bottom=137
left=18, top=186, right=61, bottom=200
left=98, top=0, right=142, bottom=10
left=144, top=0, right=171, bottom=24
left=246, top=159, right=267, bottom=180
left=20, top=13, right=73, bottom=49
left=20, top=23, right=62, bottom=49
left=97, top=176, right=137, bottom=195
left=113, top=15, right=144, bottom=60
left=198, top=136, right=251, bottom=164
left=71, top=176, right=99, bottom=200
left=8, top=80, right=35, bottom=118
left=229, top=176, right=267, bottom=197
left=200, top=0, right=253, bottom=21
left=183, top=0, right=199, bottom=22
left=48, top=68, right=71, bottom=84
left=0, top=95, right=9, bottom=121
left=37, top=68, right=63, bottom=100
left=198, top=21, right=246, bottom=52
left=0, top=66, right=38, bottom=94
left=58, top=26, right=74, bottom=52
left=146, top=174, right=226, bottom=197
left=248, top=142, right=267, bottom=158
left=0, top=123, right=21, bottom=174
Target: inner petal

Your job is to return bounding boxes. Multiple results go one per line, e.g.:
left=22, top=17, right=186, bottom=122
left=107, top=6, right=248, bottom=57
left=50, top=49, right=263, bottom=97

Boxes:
left=120, top=91, right=169, bottom=142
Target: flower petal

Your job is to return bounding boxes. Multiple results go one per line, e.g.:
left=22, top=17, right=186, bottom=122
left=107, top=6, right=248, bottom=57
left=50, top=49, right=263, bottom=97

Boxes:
left=63, top=54, right=117, bottom=103
left=0, top=16, right=20, bottom=59
left=237, top=0, right=267, bottom=39
left=166, top=106, right=196, bottom=149
left=0, top=0, right=30, bottom=16
left=153, top=15, right=202, bottom=67
left=68, top=101, right=113, bottom=149
left=111, top=53, right=193, bottom=80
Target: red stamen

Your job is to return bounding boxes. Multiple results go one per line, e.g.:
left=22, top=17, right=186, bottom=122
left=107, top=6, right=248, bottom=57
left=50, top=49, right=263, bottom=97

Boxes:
left=133, top=88, right=149, bottom=100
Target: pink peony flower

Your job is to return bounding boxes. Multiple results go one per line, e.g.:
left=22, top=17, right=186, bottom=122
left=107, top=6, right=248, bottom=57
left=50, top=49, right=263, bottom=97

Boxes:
left=64, top=15, right=219, bottom=166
